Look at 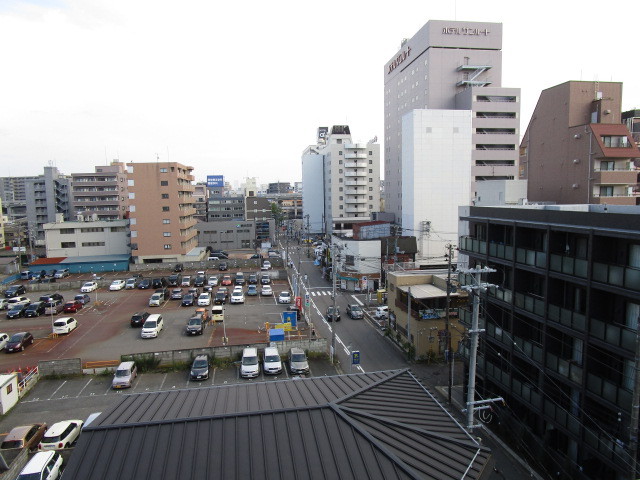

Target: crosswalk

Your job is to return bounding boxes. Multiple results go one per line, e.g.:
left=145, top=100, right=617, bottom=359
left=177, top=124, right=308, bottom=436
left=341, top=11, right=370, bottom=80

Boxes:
left=310, top=290, right=333, bottom=296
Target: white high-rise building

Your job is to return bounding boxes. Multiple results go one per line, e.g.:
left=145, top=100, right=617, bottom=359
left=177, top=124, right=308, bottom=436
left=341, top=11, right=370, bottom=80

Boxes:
left=384, top=20, right=520, bottom=236
left=302, top=126, right=381, bottom=236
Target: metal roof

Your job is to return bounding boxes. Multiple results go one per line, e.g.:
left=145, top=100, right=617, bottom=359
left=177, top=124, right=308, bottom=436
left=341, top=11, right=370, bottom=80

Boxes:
left=62, top=370, right=491, bottom=480
left=397, top=284, right=460, bottom=300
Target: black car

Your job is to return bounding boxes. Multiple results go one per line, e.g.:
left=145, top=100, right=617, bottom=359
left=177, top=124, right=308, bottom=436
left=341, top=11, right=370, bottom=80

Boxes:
left=4, top=285, right=26, bottom=298
left=6, top=303, right=29, bottom=319
left=260, top=275, right=271, bottom=285
left=174, top=263, right=184, bottom=273
left=193, top=275, right=206, bottom=288
left=130, top=311, right=150, bottom=328
left=151, top=278, right=167, bottom=289
left=213, top=292, right=227, bottom=305
left=248, top=274, right=258, bottom=285
left=249, top=254, right=262, bottom=259
left=170, top=288, right=183, bottom=300
left=209, top=250, right=228, bottom=258
left=181, top=294, right=195, bottom=307
left=190, top=354, right=210, bottom=380
left=39, top=293, right=64, bottom=303
left=234, top=273, right=245, bottom=286
left=167, top=274, right=182, bottom=287
left=346, top=304, right=364, bottom=319
left=24, top=302, right=46, bottom=318
left=138, top=279, right=152, bottom=289
left=5, top=332, right=34, bottom=353
left=186, top=315, right=205, bottom=335
left=326, top=306, right=341, bottom=322
left=219, top=262, right=228, bottom=271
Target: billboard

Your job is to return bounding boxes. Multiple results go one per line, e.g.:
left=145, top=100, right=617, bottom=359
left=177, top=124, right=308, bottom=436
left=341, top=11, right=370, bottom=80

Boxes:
left=206, top=175, right=224, bottom=188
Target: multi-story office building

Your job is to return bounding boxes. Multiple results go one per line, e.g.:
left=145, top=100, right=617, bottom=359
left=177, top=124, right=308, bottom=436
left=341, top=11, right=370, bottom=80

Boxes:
left=197, top=219, right=273, bottom=250
left=267, top=182, right=292, bottom=194
left=521, top=81, right=640, bottom=205
left=458, top=204, right=640, bottom=480
left=384, top=20, right=520, bottom=227
left=302, top=125, right=381, bottom=236
left=71, top=162, right=129, bottom=221
left=207, top=196, right=245, bottom=221
left=25, top=166, right=71, bottom=245
left=44, top=217, right=129, bottom=257
left=0, top=176, right=35, bottom=221
left=126, top=162, right=198, bottom=264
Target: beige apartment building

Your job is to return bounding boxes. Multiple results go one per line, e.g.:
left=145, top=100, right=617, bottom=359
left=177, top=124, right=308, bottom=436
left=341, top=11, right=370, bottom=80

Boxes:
left=126, top=162, right=198, bottom=264
left=71, top=162, right=129, bottom=221
left=520, top=81, right=640, bottom=205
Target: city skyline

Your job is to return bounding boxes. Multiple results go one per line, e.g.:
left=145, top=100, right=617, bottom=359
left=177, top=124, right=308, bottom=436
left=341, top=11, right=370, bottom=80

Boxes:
left=1, top=0, right=637, bottom=185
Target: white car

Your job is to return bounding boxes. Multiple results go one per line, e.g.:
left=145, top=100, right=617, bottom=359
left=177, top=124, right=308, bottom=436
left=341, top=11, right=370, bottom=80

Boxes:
left=53, top=317, right=78, bottom=335
left=141, top=314, right=163, bottom=338
left=148, top=293, right=163, bottom=307
left=6, top=296, right=30, bottom=308
left=230, top=290, right=245, bottom=304
left=0, top=299, right=11, bottom=310
left=181, top=276, right=192, bottom=287
left=261, top=261, right=272, bottom=271
left=109, top=279, right=126, bottom=291
left=38, top=419, right=84, bottom=450
left=0, top=333, right=9, bottom=350
left=197, top=293, right=211, bottom=306
left=81, top=281, right=98, bottom=293
left=278, top=291, right=291, bottom=304
left=207, top=276, right=218, bottom=287
left=261, top=285, right=273, bottom=296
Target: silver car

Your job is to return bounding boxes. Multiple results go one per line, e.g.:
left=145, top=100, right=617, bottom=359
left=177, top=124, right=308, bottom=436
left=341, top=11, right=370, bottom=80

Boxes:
left=289, top=347, right=309, bottom=375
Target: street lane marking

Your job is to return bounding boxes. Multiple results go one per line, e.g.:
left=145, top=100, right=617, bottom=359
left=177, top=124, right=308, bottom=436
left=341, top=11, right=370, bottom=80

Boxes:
left=77, top=378, right=92, bottom=396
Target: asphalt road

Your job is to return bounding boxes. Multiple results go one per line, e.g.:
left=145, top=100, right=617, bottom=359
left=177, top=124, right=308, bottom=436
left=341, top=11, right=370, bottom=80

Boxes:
left=282, top=243, right=408, bottom=373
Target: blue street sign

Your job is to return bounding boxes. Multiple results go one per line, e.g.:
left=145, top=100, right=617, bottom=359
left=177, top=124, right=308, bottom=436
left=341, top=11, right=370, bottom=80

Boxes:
left=351, top=350, right=360, bottom=365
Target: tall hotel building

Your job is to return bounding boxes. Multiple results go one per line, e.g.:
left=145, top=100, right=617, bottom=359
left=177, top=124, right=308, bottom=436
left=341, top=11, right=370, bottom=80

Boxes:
left=384, top=20, right=520, bottom=256
left=126, top=162, right=198, bottom=264
left=302, top=126, right=381, bottom=236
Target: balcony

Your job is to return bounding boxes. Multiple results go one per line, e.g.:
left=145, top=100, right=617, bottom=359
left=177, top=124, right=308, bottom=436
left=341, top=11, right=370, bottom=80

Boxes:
left=487, top=286, right=513, bottom=304
left=586, top=373, right=632, bottom=410
left=344, top=161, right=368, bottom=168
left=344, top=153, right=367, bottom=160
left=344, top=188, right=364, bottom=195
left=345, top=180, right=367, bottom=186
left=545, top=351, right=582, bottom=385
left=515, top=247, right=546, bottom=268
left=344, top=196, right=365, bottom=204
left=592, top=262, right=640, bottom=292
left=547, top=304, right=586, bottom=332
left=514, top=292, right=545, bottom=317
left=344, top=171, right=367, bottom=177
left=459, top=235, right=487, bottom=255
left=589, top=317, right=636, bottom=353
left=488, top=242, right=514, bottom=260
left=513, top=334, right=544, bottom=364
left=345, top=206, right=368, bottom=214
left=549, top=254, right=588, bottom=278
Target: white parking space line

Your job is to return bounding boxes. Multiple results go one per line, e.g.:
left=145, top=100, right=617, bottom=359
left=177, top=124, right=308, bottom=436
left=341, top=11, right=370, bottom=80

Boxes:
left=211, top=367, right=217, bottom=385
left=77, top=378, right=92, bottom=396
left=48, top=380, right=67, bottom=400
left=158, top=373, right=167, bottom=391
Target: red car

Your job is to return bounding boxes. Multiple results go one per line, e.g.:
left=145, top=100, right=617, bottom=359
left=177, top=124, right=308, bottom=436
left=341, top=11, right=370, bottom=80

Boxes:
left=221, top=275, right=232, bottom=286
left=63, top=300, right=83, bottom=313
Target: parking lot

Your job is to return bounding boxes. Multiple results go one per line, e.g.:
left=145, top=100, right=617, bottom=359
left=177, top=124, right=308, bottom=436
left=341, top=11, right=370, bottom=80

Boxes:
left=0, top=267, right=303, bottom=372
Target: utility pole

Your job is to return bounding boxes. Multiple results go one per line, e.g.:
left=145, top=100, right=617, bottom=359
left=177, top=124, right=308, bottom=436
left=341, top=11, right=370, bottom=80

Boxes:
left=406, top=286, right=412, bottom=360
left=461, top=265, right=503, bottom=431
left=330, top=243, right=341, bottom=364
left=445, top=243, right=454, bottom=404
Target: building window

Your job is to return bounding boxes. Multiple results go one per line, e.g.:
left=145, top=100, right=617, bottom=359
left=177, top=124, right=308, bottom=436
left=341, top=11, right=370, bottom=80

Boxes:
left=128, top=179, right=135, bottom=186
left=339, top=160, right=342, bottom=164
left=369, top=151, right=373, bottom=155
left=601, top=135, right=629, bottom=148
left=60, top=228, right=75, bottom=235
left=369, top=178, right=373, bottom=182
left=339, top=205, right=343, bottom=209
left=161, top=193, right=169, bottom=199
left=6, top=384, right=12, bottom=395
left=369, top=169, right=373, bottom=173
left=162, top=206, right=170, bottom=212
left=369, top=205, right=373, bottom=209
left=339, top=169, right=343, bottom=174
left=130, top=205, right=136, bottom=212
left=369, top=196, right=373, bottom=200
left=339, top=151, right=343, bottom=155
left=163, top=219, right=170, bottom=224
left=60, top=242, right=76, bottom=248
left=131, top=231, right=138, bottom=238
left=345, top=255, right=355, bottom=266
left=164, top=244, right=172, bottom=249
left=369, top=159, right=373, bottom=164
left=110, top=227, right=125, bottom=232
left=600, top=161, right=615, bottom=171
left=129, top=192, right=135, bottom=199
left=82, top=242, right=105, bottom=247
left=163, top=232, right=171, bottom=237
left=339, top=187, right=343, bottom=192
left=339, top=196, right=343, bottom=200
left=160, top=181, right=169, bottom=186
left=599, top=186, right=614, bottom=197
left=339, top=178, right=343, bottom=183
left=369, top=187, right=373, bottom=191
left=80, top=227, right=104, bottom=233
left=130, top=218, right=137, bottom=225
left=337, top=139, right=342, bottom=144
left=160, top=168, right=168, bottom=173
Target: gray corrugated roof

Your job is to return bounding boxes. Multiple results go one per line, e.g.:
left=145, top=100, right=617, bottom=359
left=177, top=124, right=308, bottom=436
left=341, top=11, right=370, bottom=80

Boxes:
left=62, top=370, right=491, bottom=480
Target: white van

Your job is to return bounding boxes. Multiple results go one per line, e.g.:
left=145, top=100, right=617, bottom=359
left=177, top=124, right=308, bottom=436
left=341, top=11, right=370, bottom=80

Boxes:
left=16, top=451, right=63, bottom=480
left=263, top=346, right=283, bottom=375
left=240, top=347, right=260, bottom=378
left=375, top=305, right=389, bottom=319
left=112, top=361, right=137, bottom=389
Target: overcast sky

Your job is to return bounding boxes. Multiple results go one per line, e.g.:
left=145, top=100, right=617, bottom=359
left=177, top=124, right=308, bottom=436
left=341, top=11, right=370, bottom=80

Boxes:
left=1, top=0, right=637, bottom=187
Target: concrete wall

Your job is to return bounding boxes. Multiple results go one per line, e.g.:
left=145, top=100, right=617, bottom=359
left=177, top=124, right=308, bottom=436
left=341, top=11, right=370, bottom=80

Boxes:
left=38, top=358, right=82, bottom=377
left=122, top=338, right=328, bottom=367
